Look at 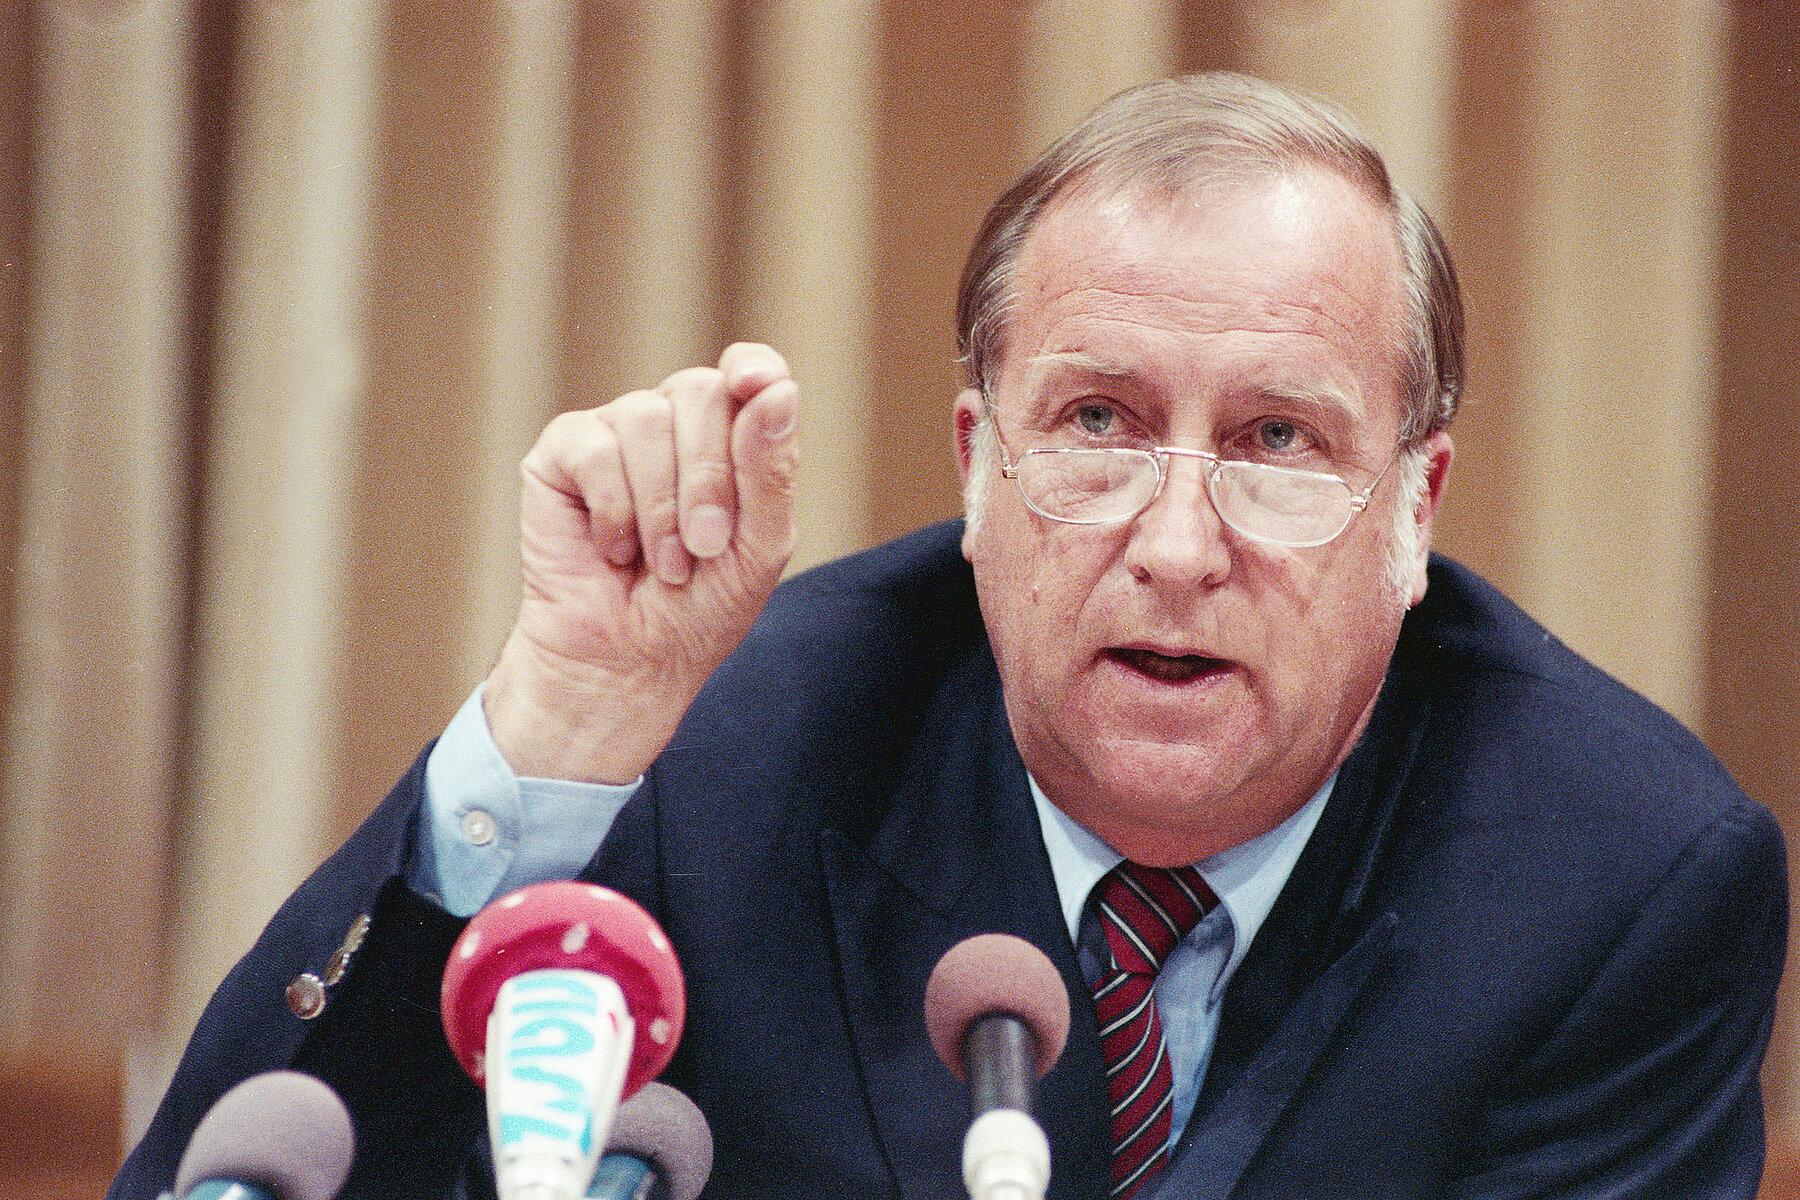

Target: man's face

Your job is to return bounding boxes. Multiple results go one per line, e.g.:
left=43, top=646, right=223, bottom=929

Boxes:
left=955, top=168, right=1452, bottom=866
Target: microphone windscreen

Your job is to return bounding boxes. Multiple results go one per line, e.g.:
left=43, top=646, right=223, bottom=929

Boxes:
left=173, top=1070, right=354, bottom=1200
left=604, top=1081, right=714, bottom=1200
left=439, top=880, right=685, bottom=1097
left=923, top=933, right=1070, bottom=1081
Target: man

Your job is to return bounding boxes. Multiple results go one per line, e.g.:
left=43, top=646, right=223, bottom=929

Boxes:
left=114, top=72, right=1784, bottom=1200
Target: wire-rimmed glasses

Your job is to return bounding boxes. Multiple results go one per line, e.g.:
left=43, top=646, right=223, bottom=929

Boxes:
left=994, top=431, right=1403, bottom=549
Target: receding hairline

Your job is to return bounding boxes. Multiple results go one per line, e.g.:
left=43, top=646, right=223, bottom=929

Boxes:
left=956, top=71, right=1463, bottom=441
left=990, top=166, right=1410, bottom=414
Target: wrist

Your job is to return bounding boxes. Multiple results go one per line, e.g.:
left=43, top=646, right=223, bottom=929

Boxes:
left=483, top=632, right=676, bottom=785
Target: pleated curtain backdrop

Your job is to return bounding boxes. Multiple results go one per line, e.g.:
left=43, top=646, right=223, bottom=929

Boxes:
left=1, top=2, right=1796, bottom=1195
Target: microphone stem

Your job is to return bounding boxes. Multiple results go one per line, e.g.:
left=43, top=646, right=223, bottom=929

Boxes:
left=965, top=1013, right=1040, bottom=1115
left=587, top=1153, right=656, bottom=1200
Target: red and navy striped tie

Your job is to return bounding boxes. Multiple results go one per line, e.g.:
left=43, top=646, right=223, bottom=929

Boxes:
left=1089, top=861, right=1216, bottom=1198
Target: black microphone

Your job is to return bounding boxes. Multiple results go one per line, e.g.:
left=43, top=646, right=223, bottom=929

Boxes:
left=170, top=1070, right=354, bottom=1200
left=584, top=1081, right=713, bottom=1200
left=924, top=933, right=1071, bottom=1200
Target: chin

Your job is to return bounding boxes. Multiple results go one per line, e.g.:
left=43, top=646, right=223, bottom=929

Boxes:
left=1065, top=753, right=1236, bottom=847
left=1077, top=801, right=1235, bottom=867
left=1069, top=735, right=1323, bottom=858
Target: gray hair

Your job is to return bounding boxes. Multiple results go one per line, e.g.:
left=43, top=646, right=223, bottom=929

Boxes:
left=954, top=71, right=1464, bottom=443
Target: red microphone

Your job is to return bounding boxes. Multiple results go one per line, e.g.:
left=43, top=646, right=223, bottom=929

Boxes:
left=441, top=881, right=685, bottom=1200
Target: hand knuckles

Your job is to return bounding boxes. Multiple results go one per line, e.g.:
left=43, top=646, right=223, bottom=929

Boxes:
left=539, top=407, right=593, bottom=446
left=722, top=339, right=777, bottom=360
left=529, top=410, right=610, bottom=470
left=720, top=342, right=787, bottom=381
left=563, top=422, right=622, bottom=470
left=606, top=390, right=676, bottom=441
left=659, top=366, right=726, bottom=398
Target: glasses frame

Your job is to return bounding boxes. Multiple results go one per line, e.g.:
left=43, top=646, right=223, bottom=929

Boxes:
left=987, top=417, right=1405, bottom=549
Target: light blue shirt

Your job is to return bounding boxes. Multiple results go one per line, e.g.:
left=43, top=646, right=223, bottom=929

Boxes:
left=1032, top=777, right=1330, bottom=1147
left=414, top=684, right=1331, bottom=1153
left=416, top=685, right=626, bottom=917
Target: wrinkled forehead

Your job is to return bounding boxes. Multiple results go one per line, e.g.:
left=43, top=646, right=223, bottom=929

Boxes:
left=1015, top=162, right=1397, bottom=292
left=993, top=169, right=1412, bottom=414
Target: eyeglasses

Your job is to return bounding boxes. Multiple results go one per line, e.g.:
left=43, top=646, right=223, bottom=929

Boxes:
left=993, top=427, right=1402, bottom=549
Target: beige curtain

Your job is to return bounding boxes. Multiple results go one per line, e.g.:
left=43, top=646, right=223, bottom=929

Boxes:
left=3, top=1, right=1796, bottom=1191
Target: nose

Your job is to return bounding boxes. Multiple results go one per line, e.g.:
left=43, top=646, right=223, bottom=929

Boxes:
left=1122, top=454, right=1232, bottom=587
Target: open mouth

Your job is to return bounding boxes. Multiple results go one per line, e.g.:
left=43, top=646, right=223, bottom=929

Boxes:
left=1106, top=648, right=1229, bottom=684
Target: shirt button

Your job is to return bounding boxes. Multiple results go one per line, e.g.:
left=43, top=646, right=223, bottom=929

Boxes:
left=286, top=973, right=327, bottom=1019
left=461, top=809, right=496, bottom=846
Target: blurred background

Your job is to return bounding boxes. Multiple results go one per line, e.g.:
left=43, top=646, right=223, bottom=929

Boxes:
left=1, top=0, right=1795, bottom=1195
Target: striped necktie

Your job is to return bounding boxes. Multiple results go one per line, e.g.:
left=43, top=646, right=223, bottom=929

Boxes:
left=1088, top=860, right=1217, bottom=1199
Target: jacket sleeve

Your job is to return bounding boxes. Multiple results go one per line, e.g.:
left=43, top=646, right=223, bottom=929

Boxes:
left=1451, top=796, right=1788, bottom=1199
left=107, top=750, right=486, bottom=1200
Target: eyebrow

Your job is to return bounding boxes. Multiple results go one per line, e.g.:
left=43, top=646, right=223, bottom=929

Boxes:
left=1027, top=350, right=1135, bottom=379
left=1028, top=351, right=1368, bottom=423
left=1257, top=382, right=1367, bottom=424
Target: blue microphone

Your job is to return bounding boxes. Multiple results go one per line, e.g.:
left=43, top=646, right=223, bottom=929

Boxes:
left=171, top=1070, right=354, bottom=1200
left=586, top=1081, right=712, bottom=1200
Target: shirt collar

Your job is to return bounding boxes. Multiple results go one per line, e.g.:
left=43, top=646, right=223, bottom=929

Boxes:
left=1032, top=774, right=1333, bottom=999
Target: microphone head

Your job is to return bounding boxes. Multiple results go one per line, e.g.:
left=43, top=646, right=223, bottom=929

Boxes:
left=440, top=880, right=685, bottom=1098
left=923, top=933, right=1070, bottom=1081
left=173, top=1070, right=354, bottom=1200
left=605, top=1081, right=714, bottom=1200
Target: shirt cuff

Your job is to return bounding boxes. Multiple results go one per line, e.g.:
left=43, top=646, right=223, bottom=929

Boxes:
left=419, top=683, right=639, bottom=917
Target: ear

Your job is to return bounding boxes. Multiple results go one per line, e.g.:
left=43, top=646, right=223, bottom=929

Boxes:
left=952, top=389, right=989, bottom=561
left=952, top=388, right=983, bottom=482
left=1404, top=431, right=1454, bottom=607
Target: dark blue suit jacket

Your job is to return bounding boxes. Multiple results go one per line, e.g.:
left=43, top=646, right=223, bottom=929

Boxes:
left=113, top=521, right=1787, bottom=1200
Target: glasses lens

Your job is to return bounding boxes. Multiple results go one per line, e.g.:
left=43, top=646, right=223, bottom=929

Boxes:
left=1015, top=449, right=1158, bottom=524
left=1210, top=460, right=1353, bottom=547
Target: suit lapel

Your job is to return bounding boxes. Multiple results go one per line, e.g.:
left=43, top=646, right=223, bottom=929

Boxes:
left=1155, top=644, right=1435, bottom=1198
left=1153, top=915, right=1396, bottom=1198
left=817, top=644, right=1110, bottom=1200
